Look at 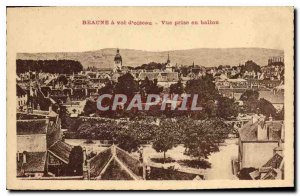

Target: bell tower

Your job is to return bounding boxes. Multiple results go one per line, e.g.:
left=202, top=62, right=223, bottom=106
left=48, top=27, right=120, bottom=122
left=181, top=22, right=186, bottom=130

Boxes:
left=114, top=48, right=122, bottom=72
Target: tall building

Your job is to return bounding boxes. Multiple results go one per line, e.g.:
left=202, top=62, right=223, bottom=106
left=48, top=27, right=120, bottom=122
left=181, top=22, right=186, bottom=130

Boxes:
left=114, top=48, right=122, bottom=72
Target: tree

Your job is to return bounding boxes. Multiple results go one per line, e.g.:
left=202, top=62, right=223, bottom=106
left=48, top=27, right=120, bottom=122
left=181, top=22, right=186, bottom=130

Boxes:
left=185, top=75, right=218, bottom=104
left=276, top=107, right=284, bottom=120
left=152, top=119, right=177, bottom=163
left=99, top=80, right=115, bottom=95
left=185, top=75, right=219, bottom=119
left=115, top=73, right=139, bottom=97
left=140, top=77, right=163, bottom=95
left=83, top=99, right=97, bottom=116
left=240, top=90, right=277, bottom=118
left=59, top=104, right=71, bottom=129
left=258, top=98, right=277, bottom=118
left=240, top=60, right=261, bottom=74
left=57, top=75, right=68, bottom=85
left=67, top=146, right=83, bottom=176
left=240, top=90, right=259, bottom=102
left=16, top=59, right=83, bottom=74
left=217, top=96, right=239, bottom=120
left=169, top=80, right=184, bottom=95
left=116, top=131, right=141, bottom=153
left=181, top=118, right=230, bottom=160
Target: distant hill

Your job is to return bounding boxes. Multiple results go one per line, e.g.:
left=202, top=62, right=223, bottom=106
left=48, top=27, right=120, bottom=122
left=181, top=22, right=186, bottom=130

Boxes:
left=17, top=48, right=284, bottom=69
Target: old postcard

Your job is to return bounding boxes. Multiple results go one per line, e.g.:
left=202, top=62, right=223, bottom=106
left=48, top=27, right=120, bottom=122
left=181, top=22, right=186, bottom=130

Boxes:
left=6, top=7, right=294, bottom=190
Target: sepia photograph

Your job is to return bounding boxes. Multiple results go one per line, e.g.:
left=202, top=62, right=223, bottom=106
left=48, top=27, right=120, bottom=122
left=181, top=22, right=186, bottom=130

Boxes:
left=6, top=6, right=294, bottom=190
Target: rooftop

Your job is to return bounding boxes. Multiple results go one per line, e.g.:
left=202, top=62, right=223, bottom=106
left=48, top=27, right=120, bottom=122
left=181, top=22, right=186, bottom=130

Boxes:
left=48, top=141, right=73, bottom=164
left=17, top=119, right=48, bottom=135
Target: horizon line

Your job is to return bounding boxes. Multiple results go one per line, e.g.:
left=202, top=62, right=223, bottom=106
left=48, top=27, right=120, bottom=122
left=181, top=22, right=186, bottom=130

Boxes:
left=17, top=47, right=284, bottom=54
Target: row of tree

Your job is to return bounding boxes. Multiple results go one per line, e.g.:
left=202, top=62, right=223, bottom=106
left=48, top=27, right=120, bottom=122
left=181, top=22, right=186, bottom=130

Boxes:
left=83, top=73, right=240, bottom=120
left=68, top=116, right=232, bottom=165
left=16, top=59, right=83, bottom=74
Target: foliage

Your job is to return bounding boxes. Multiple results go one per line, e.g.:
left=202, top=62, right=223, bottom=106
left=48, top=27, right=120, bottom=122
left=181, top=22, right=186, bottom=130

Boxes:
left=152, top=119, right=177, bottom=163
left=116, top=131, right=141, bottom=153
left=217, top=96, right=239, bottom=120
left=169, top=80, right=184, bottom=95
left=67, top=146, right=83, bottom=176
left=140, top=77, right=163, bottom=95
left=184, top=75, right=220, bottom=119
left=240, top=90, right=279, bottom=118
left=115, top=73, right=139, bottom=97
left=59, top=105, right=72, bottom=129
left=57, top=75, right=68, bottom=85
left=135, top=62, right=166, bottom=70
left=240, top=60, right=261, bottom=74
left=151, top=157, right=176, bottom=164
left=257, top=98, right=277, bottom=118
left=240, top=90, right=259, bottom=102
left=178, top=159, right=211, bottom=169
left=275, top=107, right=284, bottom=120
left=83, top=99, right=97, bottom=116
left=16, top=59, right=83, bottom=74
left=179, top=118, right=231, bottom=160
left=185, top=75, right=218, bottom=103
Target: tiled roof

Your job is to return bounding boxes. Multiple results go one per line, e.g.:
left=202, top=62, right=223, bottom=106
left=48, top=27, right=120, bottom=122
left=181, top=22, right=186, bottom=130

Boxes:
left=48, top=141, right=73, bottom=164
left=238, top=119, right=283, bottom=142
left=238, top=120, right=259, bottom=141
left=22, top=152, right=47, bottom=172
left=262, top=153, right=283, bottom=169
left=265, top=121, right=283, bottom=141
left=17, top=119, right=48, bottom=135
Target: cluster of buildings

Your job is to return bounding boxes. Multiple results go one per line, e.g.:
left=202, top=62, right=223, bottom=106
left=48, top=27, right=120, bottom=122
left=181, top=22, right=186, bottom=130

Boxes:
left=15, top=48, right=286, bottom=180
left=234, top=114, right=284, bottom=180
left=16, top=107, right=78, bottom=177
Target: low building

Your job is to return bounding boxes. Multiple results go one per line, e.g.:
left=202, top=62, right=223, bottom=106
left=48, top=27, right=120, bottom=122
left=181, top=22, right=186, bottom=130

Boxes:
left=138, top=72, right=179, bottom=88
left=17, top=84, right=28, bottom=111
left=237, top=115, right=284, bottom=170
left=16, top=109, right=62, bottom=177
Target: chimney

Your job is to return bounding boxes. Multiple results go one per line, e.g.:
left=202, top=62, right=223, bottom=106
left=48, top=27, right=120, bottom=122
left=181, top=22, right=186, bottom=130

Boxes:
left=37, top=104, right=40, bottom=110
left=269, top=114, right=273, bottom=121
left=82, top=148, right=90, bottom=180
left=252, top=114, right=259, bottom=124
left=49, top=105, right=52, bottom=112
left=82, top=147, right=87, bottom=163
left=257, top=118, right=267, bottom=140
left=281, top=123, right=285, bottom=141
left=23, top=152, right=27, bottom=164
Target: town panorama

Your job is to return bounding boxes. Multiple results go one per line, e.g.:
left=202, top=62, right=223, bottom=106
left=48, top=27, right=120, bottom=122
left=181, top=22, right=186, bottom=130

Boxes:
left=16, top=48, right=285, bottom=181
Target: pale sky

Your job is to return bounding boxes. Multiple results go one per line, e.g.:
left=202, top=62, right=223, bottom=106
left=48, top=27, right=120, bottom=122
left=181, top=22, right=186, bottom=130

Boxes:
left=7, top=7, right=293, bottom=53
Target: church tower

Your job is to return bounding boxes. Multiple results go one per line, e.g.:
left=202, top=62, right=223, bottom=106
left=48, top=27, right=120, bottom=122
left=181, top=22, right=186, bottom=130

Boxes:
left=165, top=52, right=174, bottom=72
left=114, top=48, right=122, bottom=72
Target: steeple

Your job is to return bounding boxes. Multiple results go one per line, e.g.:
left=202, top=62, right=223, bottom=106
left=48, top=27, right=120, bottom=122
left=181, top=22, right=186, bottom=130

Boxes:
left=167, top=52, right=170, bottom=64
left=114, top=48, right=122, bottom=72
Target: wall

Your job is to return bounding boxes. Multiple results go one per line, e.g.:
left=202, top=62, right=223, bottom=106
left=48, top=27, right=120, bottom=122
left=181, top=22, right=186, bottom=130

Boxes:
left=17, top=134, right=47, bottom=152
left=242, top=141, right=279, bottom=168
